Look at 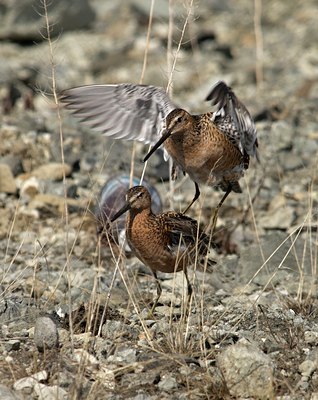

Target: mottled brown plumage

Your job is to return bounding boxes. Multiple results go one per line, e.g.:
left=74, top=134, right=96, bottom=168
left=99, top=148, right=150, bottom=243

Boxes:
left=111, top=185, right=212, bottom=313
left=144, top=82, right=259, bottom=214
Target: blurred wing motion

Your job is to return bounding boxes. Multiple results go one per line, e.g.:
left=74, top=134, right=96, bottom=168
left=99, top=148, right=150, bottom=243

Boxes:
left=60, top=83, right=176, bottom=144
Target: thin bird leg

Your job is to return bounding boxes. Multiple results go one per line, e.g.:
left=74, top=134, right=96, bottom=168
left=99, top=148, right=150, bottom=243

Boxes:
left=149, top=271, right=162, bottom=315
left=208, top=185, right=232, bottom=235
left=183, top=266, right=193, bottom=317
left=183, top=182, right=200, bottom=214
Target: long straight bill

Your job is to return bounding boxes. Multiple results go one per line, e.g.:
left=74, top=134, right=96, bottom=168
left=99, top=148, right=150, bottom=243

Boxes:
left=111, top=202, right=131, bottom=222
left=143, top=130, right=171, bottom=162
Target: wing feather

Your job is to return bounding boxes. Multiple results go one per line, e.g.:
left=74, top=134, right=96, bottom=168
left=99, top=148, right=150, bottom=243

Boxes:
left=60, top=83, right=176, bottom=145
left=160, top=212, right=210, bottom=255
left=206, top=81, right=259, bottom=160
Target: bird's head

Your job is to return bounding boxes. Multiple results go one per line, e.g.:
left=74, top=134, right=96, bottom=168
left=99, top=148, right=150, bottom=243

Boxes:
left=111, top=185, right=151, bottom=221
left=143, top=108, right=192, bottom=162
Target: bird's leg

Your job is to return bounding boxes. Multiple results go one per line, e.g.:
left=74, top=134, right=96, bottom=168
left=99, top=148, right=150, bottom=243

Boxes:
left=171, top=162, right=179, bottom=181
left=183, top=266, right=193, bottom=318
left=149, top=271, right=162, bottom=316
left=209, top=185, right=232, bottom=235
left=183, top=182, right=200, bottom=214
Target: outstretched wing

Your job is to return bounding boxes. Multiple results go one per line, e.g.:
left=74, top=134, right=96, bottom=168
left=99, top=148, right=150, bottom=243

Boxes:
left=206, top=81, right=259, bottom=160
left=60, top=83, right=176, bottom=144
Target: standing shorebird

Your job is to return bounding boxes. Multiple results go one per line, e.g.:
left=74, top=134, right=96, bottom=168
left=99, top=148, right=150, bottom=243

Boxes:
left=111, top=185, right=213, bottom=314
left=60, top=81, right=259, bottom=221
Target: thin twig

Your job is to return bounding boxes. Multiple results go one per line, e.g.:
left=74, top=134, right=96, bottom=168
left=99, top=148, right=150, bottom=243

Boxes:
left=42, top=0, right=74, bottom=349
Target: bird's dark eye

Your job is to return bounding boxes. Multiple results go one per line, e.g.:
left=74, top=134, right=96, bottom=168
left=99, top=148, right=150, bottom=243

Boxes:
left=176, top=116, right=183, bottom=123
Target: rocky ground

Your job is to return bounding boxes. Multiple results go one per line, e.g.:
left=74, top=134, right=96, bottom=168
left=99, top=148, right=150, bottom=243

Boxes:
left=0, top=0, right=318, bottom=399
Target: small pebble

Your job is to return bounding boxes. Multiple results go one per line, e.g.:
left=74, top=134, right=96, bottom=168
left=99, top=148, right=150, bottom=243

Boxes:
left=0, top=163, right=16, bottom=193
left=158, top=375, right=178, bottom=391
left=299, top=359, right=317, bottom=377
left=33, top=383, right=68, bottom=399
left=34, top=316, right=59, bottom=352
left=305, top=331, right=318, bottom=346
left=4, top=339, right=20, bottom=352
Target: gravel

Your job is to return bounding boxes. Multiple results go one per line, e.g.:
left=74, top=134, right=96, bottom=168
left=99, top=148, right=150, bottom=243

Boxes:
left=0, top=0, right=318, bottom=398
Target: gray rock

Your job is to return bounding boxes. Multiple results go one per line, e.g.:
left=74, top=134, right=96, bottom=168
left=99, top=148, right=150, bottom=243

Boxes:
left=107, top=347, right=137, bottom=364
left=29, top=162, right=72, bottom=181
left=0, top=0, right=96, bottom=41
left=297, top=376, right=310, bottom=391
left=305, top=331, right=318, bottom=346
left=101, top=320, right=125, bottom=339
left=30, top=370, right=48, bottom=382
left=278, top=152, right=304, bottom=172
left=14, top=371, right=47, bottom=392
left=13, top=377, right=37, bottom=392
left=0, top=155, right=23, bottom=176
left=158, top=375, right=178, bottom=391
left=34, top=316, right=59, bottom=352
left=217, top=340, right=274, bottom=399
left=0, top=163, right=16, bottom=194
left=3, top=339, right=20, bottom=352
left=0, top=384, right=23, bottom=400
left=0, top=296, right=37, bottom=325
left=299, top=359, right=317, bottom=378
left=259, top=205, right=295, bottom=229
left=72, top=349, right=99, bottom=370
left=131, top=0, right=172, bottom=20
left=270, top=121, right=294, bottom=152
left=33, top=383, right=68, bottom=400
